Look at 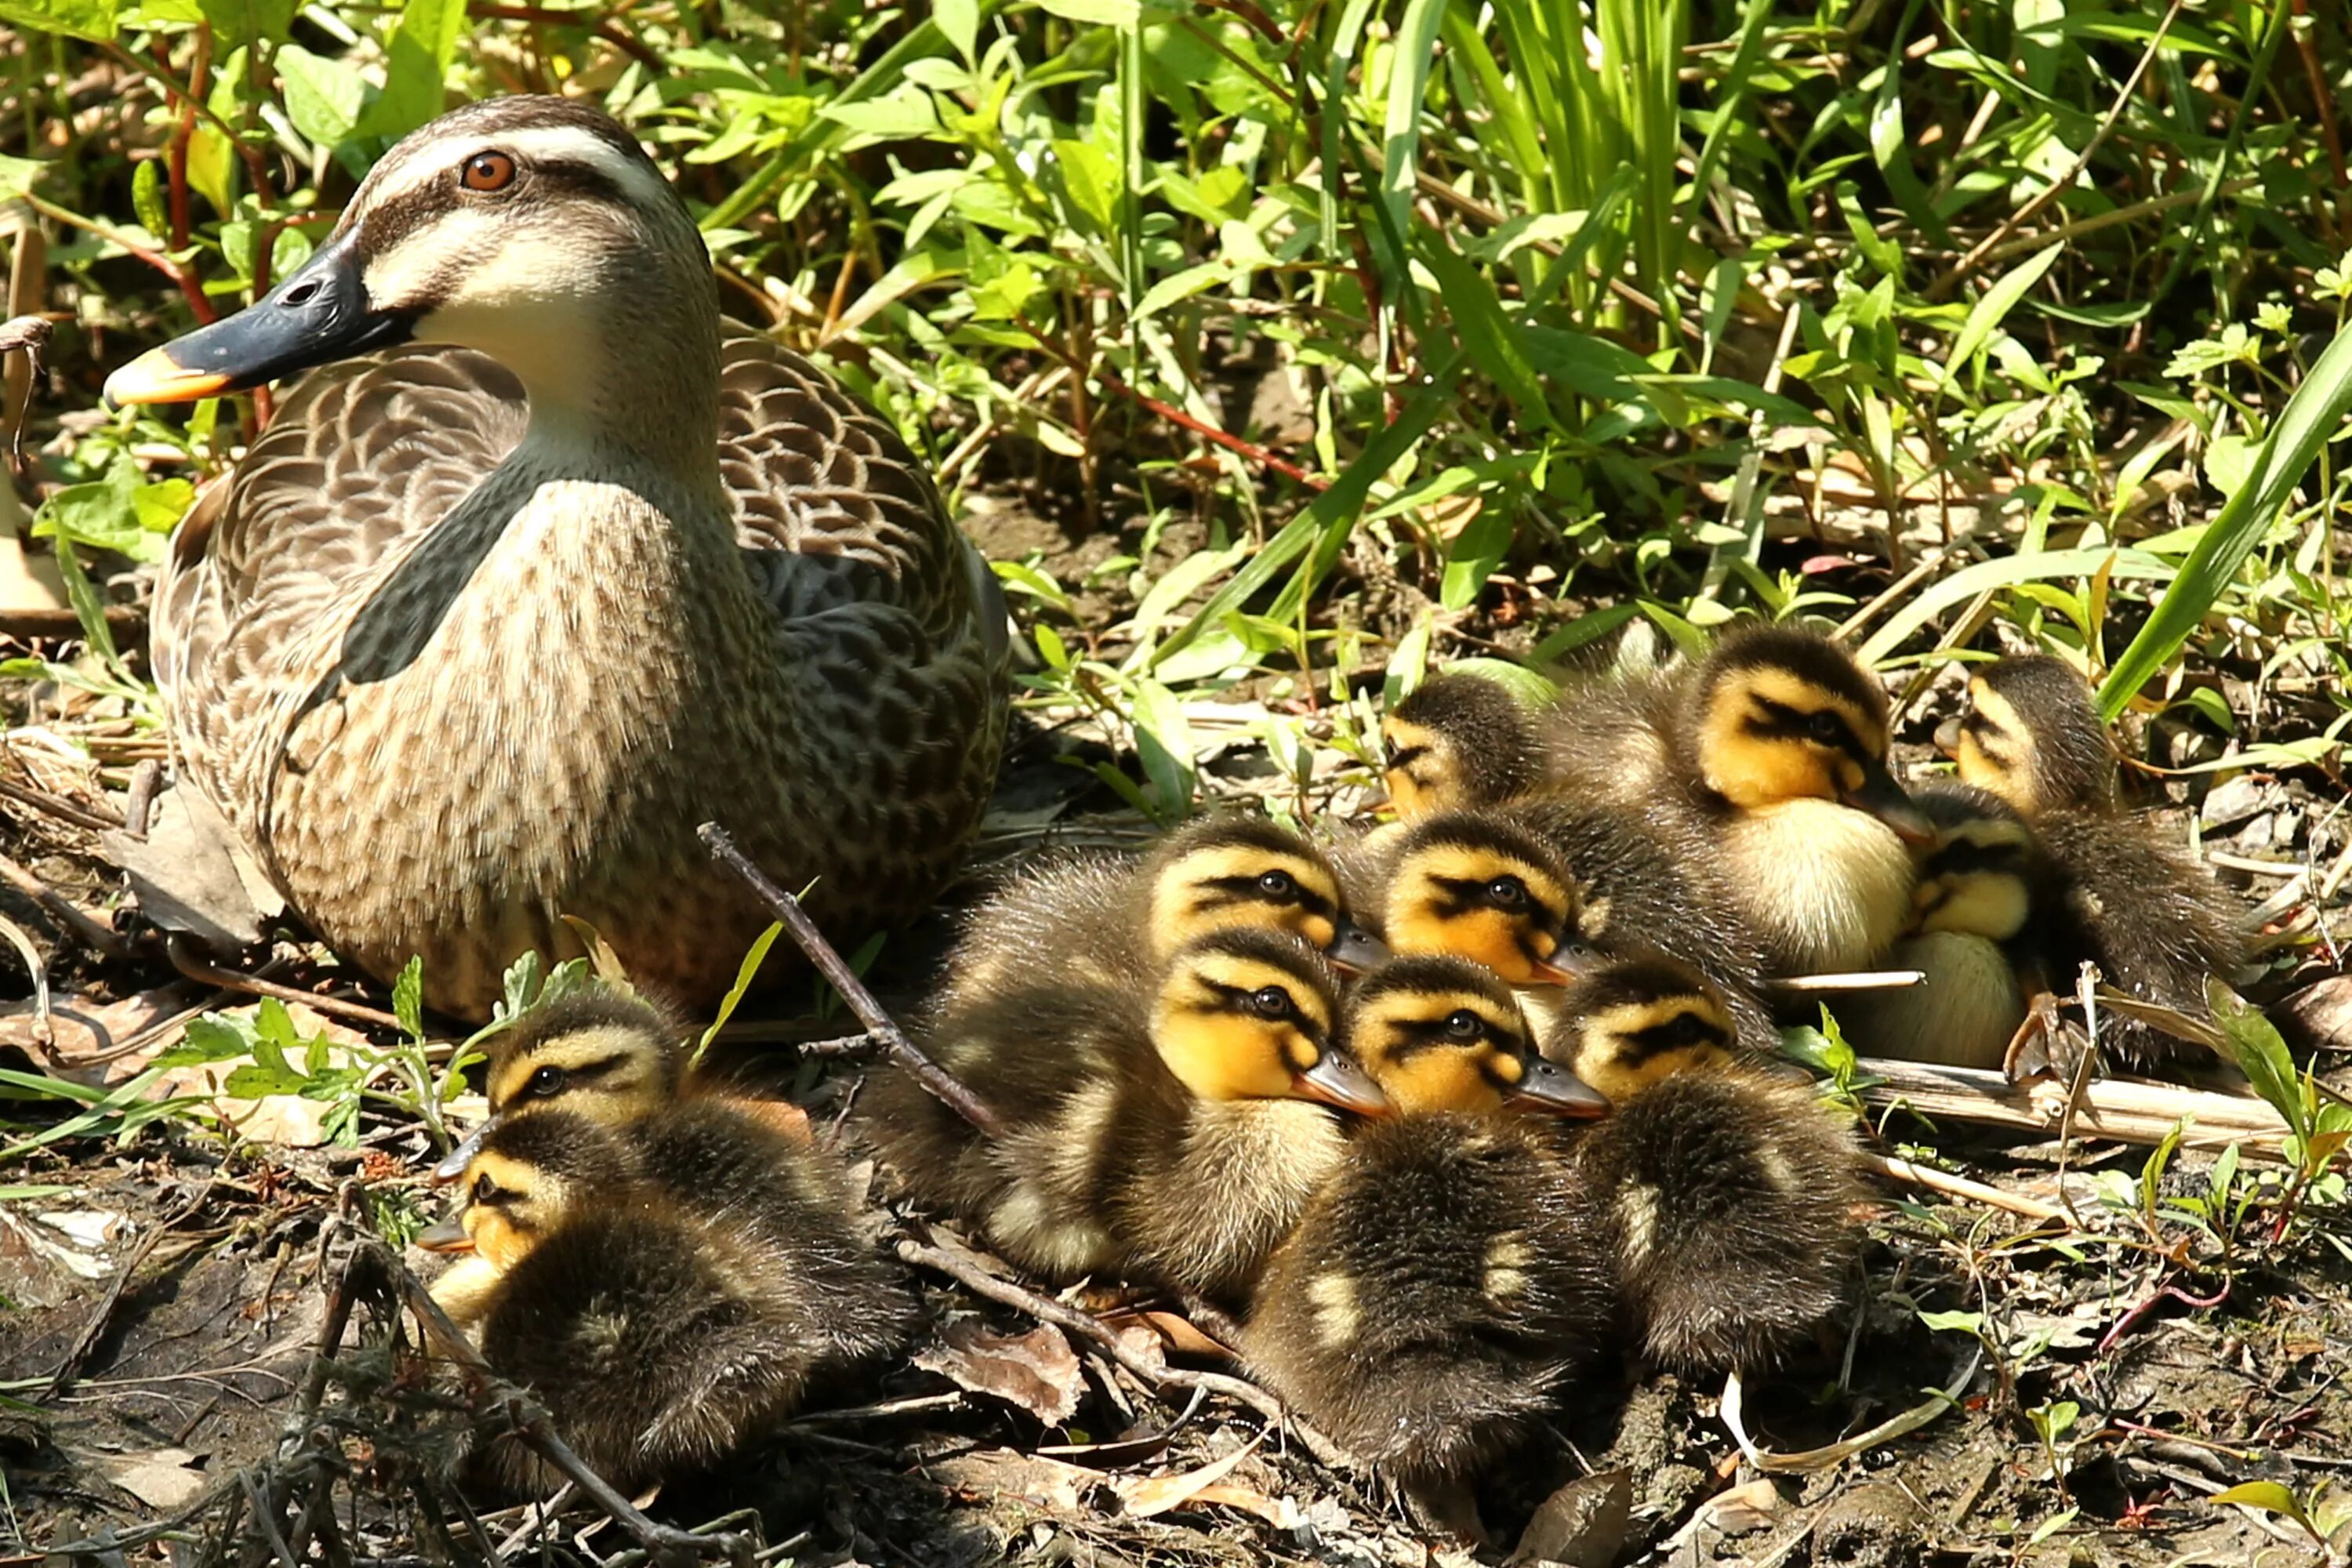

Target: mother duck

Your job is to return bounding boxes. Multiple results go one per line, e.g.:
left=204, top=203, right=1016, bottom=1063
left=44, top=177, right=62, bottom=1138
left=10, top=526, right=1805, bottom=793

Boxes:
left=105, top=96, right=1010, bottom=1018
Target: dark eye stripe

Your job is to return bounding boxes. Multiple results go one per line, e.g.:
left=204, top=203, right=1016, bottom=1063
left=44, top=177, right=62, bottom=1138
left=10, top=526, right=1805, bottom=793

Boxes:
left=1386, top=744, right=1429, bottom=768
left=1751, top=695, right=1861, bottom=754
left=1200, top=875, right=1335, bottom=916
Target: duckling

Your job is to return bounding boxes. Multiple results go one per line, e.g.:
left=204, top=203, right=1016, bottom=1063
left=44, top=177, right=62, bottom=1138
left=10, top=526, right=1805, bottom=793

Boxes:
left=419, top=1112, right=849, bottom=1496
left=1242, top=956, right=1610, bottom=1494
left=859, top=927, right=1388, bottom=1302
left=944, top=812, right=1386, bottom=1003
left=1380, top=673, right=1549, bottom=818
left=1354, top=807, right=1778, bottom=1055
left=1557, top=959, right=1866, bottom=1373
left=1941, top=654, right=2249, bottom=1073
left=440, top=986, right=911, bottom=1367
left=1838, top=781, right=2052, bottom=1070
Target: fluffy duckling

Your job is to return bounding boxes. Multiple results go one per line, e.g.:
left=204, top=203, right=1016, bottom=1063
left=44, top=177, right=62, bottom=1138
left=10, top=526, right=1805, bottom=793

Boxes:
left=1839, top=781, right=2052, bottom=1070
left=861, top=927, right=1388, bottom=1302
left=1942, top=654, right=2249, bottom=1072
left=1243, top=956, right=1610, bottom=1494
left=1355, top=807, right=1778, bottom=1055
left=419, top=1112, right=849, bottom=1496
left=439, top=988, right=910, bottom=1367
left=944, top=812, right=1386, bottom=1001
left=1557, top=959, right=1866, bottom=1373
left=1391, top=631, right=1927, bottom=973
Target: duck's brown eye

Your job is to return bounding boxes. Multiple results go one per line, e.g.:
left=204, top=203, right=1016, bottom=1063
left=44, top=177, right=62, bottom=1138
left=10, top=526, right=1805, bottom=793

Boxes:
left=525, top=1065, right=564, bottom=1098
left=1258, top=869, right=1298, bottom=898
left=1486, top=876, right=1527, bottom=908
left=1444, top=1009, right=1482, bottom=1039
left=1251, top=985, right=1293, bottom=1019
left=462, top=151, right=516, bottom=192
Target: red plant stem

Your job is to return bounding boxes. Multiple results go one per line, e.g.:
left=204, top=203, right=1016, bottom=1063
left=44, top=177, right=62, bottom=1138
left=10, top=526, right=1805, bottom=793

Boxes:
left=2095, top=1275, right=2231, bottom=1356
left=1095, top=368, right=1327, bottom=489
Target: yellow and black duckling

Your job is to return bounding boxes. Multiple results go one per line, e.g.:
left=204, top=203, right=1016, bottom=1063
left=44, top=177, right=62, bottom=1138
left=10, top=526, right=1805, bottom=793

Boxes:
left=420, top=1111, right=887, bottom=1496
left=1392, top=630, right=1927, bottom=974
left=437, top=987, right=911, bottom=1368
left=1242, top=956, right=1610, bottom=1496
left=1838, top=780, right=2052, bottom=1070
left=1356, top=807, right=1778, bottom=1055
left=1556, top=958, right=1866, bottom=1374
left=860, top=927, right=1388, bottom=1303
left=942, top=811, right=1385, bottom=1002
left=1941, top=654, right=2249, bottom=1073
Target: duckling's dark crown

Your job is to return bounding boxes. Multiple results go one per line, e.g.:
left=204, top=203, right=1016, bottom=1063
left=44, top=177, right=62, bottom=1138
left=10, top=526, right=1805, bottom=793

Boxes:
left=1394, top=808, right=1562, bottom=874
left=1348, top=952, right=1515, bottom=1011
left=1171, top=924, right=1341, bottom=985
left=1563, top=954, right=1722, bottom=1014
left=1911, top=777, right=2027, bottom=829
left=1975, top=655, right=2106, bottom=736
left=477, top=1107, right=637, bottom=1187
left=1391, top=674, right=1538, bottom=746
left=1148, top=811, right=1320, bottom=866
left=1699, top=624, right=1887, bottom=720
left=488, top=987, right=679, bottom=1070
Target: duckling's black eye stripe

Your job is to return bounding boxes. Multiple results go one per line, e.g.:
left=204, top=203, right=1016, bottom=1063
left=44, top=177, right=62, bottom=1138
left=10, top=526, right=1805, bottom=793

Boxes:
left=518, top=1052, right=628, bottom=1097
left=1751, top=695, right=1860, bottom=754
left=1386, top=744, right=1428, bottom=768
left=1199, top=876, right=1336, bottom=918
left=1621, top=1014, right=1728, bottom=1060
left=1430, top=875, right=1518, bottom=913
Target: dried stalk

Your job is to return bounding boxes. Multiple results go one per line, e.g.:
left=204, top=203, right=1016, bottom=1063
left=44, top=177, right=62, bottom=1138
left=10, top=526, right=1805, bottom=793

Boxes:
left=1859, top=1056, right=2293, bottom=1160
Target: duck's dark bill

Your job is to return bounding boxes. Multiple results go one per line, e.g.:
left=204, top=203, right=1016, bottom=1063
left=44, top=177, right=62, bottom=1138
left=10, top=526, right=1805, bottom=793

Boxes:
left=1933, top=717, right=1964, bottom=757
left=414, top=1216, right=473, bottom=1253
left=431, top=1120, right=495, bottom=1185
left=1511, top=1057, right=1611, bottom=1119
left=1843, top=763, right=1933, bottom=843
left=103, top=232, right=412, bottom=406
left=1326, top=922, right=1390, bottom=974
left=1293, top=1054, right=1391, bottom=1117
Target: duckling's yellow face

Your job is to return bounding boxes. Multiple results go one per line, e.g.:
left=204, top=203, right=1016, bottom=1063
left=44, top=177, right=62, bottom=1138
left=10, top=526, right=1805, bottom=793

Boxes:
left=1561, top=990, right=1738, bottom=1102
left=441, top=1147, right=583, bottom=1271
left=1912, top=813, right=2036, bottom=940
left=1380, top=716, right=1465, bottom=819
left=1699, top=665, right=1893, bottom=811
left=1946, top=677, right=2039, bottom=814
left=1146, top=844, right=1348, bottom=961
left=1384, top=843, right=1586, bottom=986
left=1151, top=946, right=1386, bottom=1114
left=487, top=1022, right=671, bottom=1124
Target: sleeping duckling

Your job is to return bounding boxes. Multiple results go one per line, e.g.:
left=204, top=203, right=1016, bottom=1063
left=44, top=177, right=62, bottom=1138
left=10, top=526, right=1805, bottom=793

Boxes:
left=1838, top=781, right=2052, bottom=1070
left=1941, top=654, right=2249, bottom=1072
left=1356, top=807, right=1778, bottom=1055
left=1556, top=958, right=1866, bottom=1373
left=1243, top=956, right=1610, bottom=1496
left=419, top=1112, right=847, bottom=1496
left=943, top=811, right=1387, bottom=1001
left=860, top=927, right=1388, bottom=1302
left=439, top=987, right=911, bottom=1367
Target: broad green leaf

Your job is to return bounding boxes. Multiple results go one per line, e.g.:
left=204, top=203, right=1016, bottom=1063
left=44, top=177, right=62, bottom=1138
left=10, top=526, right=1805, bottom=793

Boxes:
left=1051, top=139, right=1119, bottom=234
left=1940, top=243, right=2062, bottom=390
left=818, top=88, right=945, bottom=143
left=1439, top=502, right=1514, bottom=612
left=365, top=0, right=466, bottom=140
left=2103, top=320, right=2352, bottom=718
left=0, top=153, right=45, bottom=201
left=2208, top=980, right=2303, bottom=1137
left=1419, top=238, right=1553, bottom=430
left=0, top=0, right=118, bottom=41
left=1128, top=677, right=1196, bottom=815
left=394, top=956, right=425, bottom=1041
left=185, top=124, right=238, bottom=218
left=1033, top=0, right=1136, bottom=23
left=935, top=0, right=979, bottom=62
left=2209, top=1482, right=2304, bottom=1519
left=278, top=45, right=371, bottom=150
left=1916, top=1308, right=1986, bottom=1335
left=198, top=0, right=292, bottom=46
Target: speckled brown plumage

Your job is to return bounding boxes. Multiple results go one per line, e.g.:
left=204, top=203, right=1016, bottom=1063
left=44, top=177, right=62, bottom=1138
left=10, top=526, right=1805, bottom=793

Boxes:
left=147, top=100, right=1008, bottom=1019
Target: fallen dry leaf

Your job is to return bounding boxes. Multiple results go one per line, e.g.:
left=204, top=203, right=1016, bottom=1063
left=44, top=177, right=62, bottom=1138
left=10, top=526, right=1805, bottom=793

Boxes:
left=102, top=786, right=281, bottom=952
left=100, top=1448, right=207, bottom=1510
left=914, top=1319, right=1084, bottom=1427
left=931, top=1448, right=1102, bottom=1512
left=1663, top=1478, right=1784, bottom=1549
left=0, top=985, right=192, bottom=1076
left=2278, top=975, right=2352, bottom=1054
left=1114, top=1435, right=1262, bottom=1519
left=1511, top=1467, right=1632, bottom=1568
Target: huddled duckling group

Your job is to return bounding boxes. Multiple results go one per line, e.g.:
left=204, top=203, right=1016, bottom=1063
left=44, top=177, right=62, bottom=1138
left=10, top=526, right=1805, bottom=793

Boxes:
left=420, top=623, right=2254, bottom=1513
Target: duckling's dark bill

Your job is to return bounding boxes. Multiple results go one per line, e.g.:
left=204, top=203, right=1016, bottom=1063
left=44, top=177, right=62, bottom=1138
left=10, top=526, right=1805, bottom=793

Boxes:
left=104, top=232, right=413, bottom=405
left=1292, top=1054, right=1390, bottom=1116
left=1327, top=922, right=1390, bottom=973
left=1842, top=763, right=1933, bottom=843
left=1511, top=1057, right=1611, bottom=1118
left=431, top=1120, right=495, bottom=1185
left=415, top=1216, right=472, bottom=1252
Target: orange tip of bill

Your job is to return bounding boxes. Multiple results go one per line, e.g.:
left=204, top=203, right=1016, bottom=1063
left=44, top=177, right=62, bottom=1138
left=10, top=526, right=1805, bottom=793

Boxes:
left=104, top=348, right=232, bottom=406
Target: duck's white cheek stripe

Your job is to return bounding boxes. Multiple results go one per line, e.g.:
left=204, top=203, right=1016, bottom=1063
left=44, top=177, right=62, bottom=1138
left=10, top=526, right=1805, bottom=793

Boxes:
left=365, top=208, right=497, bottom=308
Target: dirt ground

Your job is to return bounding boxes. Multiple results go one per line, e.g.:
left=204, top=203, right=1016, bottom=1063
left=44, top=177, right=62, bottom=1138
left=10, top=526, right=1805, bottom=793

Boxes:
left=4, top=481, right=2350, bottom=1567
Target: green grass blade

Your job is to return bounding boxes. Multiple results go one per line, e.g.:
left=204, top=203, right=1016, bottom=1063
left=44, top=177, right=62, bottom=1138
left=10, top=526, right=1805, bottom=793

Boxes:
left=1377, top=0, right=1451, bottom=245
left=1855, top=547, right=2179, bottom=667
left=1939, top=242, right=2063, bottom=391
left=2099, top=321, right=2352, bottom=718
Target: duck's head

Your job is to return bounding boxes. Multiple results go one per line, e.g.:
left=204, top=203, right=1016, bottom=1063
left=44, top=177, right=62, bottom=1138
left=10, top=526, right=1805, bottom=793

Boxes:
left=1546, top=957, right=1739, bottom=1102
left=1936, top=655, right=2118, bottom=815
left=431, top=988, right=681, bottom=1184
left=104, top=96, right=712, bottom=433
left=416, top=1109, right=635, bottom=1269
left=1142, top=815, right=1387, bottom=971
left=1380, top=674, right=1541, bottom=818
left=1149, top=928, right=1388, bottom=1116
left=1907, top=781, right=2045, bottom=942
left=1379, top=811, right=1598, bottom=986
left=1344, top=954, right=1609, bottom=1118
left=1687, top=626, right=1929, bottom=840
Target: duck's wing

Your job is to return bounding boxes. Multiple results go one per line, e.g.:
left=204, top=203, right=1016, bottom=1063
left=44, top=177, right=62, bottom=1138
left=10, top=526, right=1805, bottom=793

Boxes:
left=717, top=336, right=1007, bottom=664
left=155, top=347, right=528, bottom=833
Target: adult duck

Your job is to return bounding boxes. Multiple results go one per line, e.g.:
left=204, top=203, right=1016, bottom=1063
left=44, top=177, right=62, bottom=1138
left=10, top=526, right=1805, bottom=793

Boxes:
left=106, top=96, right=1010, bottom=1018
